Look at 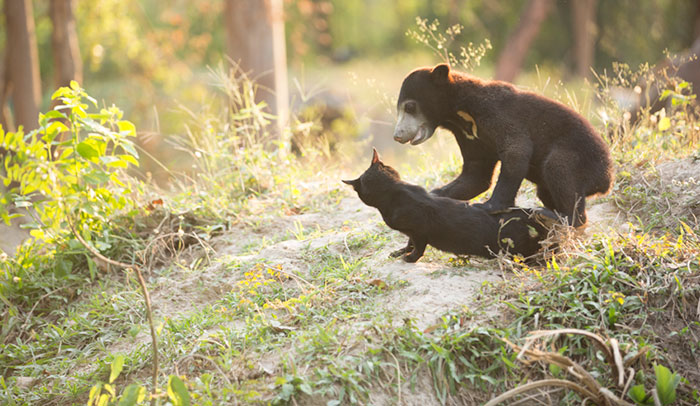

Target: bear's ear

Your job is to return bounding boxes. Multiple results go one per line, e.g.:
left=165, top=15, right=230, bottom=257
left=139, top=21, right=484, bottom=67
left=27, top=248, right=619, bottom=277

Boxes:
left=371, top=147, right=380, bottom=165
left=342, top=178, right=360, bottom=189
left=431, top=63, right=451, bottom=85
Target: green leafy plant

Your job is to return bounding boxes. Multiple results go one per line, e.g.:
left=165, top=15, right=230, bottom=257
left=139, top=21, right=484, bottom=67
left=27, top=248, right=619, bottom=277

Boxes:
left=628, top=364, right=682, bottom=406
left=87, top=354, right=147, bottom=406
left=1, top=81, right=140, bottom=250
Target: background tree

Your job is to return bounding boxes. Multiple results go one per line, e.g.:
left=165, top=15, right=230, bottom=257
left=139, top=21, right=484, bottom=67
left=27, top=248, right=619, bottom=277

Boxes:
left=50, top=0, right=82, bottom=90
left=494, top=0, right=553, bottom=82
left=571, top=0, right=597, bottom=78
left=223, top=0, right=288, bottom=132
left=2, top=0, right=41, bottom=131
left=0, top=49, right=10, bottom=131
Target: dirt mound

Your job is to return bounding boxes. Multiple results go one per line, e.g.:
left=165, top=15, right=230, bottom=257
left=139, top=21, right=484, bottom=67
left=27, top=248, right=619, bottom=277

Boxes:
left=655, top=156, right=700, bottom=223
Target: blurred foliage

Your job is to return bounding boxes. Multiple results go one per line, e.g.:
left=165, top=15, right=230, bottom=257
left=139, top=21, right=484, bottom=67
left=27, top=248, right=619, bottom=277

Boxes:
left=0, top=0, right=696, bottom=156
left=284, top=0, right=699, bottom=71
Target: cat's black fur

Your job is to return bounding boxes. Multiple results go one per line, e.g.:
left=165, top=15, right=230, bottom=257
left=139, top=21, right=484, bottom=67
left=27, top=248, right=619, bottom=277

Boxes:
left=343, top=149, right=558, bottom=262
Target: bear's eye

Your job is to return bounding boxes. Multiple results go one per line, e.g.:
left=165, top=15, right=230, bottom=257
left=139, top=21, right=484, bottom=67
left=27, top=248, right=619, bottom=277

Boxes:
left=404, top=101, right=417, bottom=115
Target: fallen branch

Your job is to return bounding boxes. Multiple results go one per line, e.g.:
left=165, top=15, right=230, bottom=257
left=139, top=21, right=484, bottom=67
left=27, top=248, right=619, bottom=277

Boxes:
left=484, top=379, right=597, bottom=406
left=495, top=333, right=638, bottom=406
left=67, top=216, right=159, bottom=405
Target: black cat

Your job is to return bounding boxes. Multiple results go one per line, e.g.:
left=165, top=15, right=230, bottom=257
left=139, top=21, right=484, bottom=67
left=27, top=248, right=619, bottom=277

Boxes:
left=343, top=149, right=559, bottom=262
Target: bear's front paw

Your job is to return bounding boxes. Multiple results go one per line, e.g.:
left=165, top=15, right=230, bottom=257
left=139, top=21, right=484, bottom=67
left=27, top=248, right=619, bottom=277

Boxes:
left=390, top=246, right=409, bottom=258
left=403, top=252, right=421, bottom=263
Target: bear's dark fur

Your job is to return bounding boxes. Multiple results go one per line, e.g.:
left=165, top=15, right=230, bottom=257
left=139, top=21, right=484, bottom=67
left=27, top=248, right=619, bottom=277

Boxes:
left=393, top=64, right=614, bottom=227
left=343, top=149, right=557, bottom=262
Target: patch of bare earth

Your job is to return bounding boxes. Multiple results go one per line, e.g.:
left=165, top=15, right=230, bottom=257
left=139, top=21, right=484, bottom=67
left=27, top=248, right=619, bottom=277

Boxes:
left=655, top=156, right=700, bottom=225
left=106, top=183, right=633, bottom=403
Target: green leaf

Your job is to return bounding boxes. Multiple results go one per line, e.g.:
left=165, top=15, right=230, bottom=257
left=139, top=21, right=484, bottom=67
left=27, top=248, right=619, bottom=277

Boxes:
left=80, top=116, right=112, bottom=135
left=97, top=393, right=110, bottom=406
left=100, top=155, right=128, bottom=168
left=117, top=120, right=136, bottom=137
left=655, top=364, right=680, bottom=405
left=51, top=87, right=71, bottom=100
left=44, top=110, right=67, bottom=120
left=45, top=120, right=70, bottom=137
left=280, top=383, right=295, bottom=401
left=109, top=354, right=125, bottom=383
left=88, top=384, right=102, bottom=406
left=628, top=384, right=650, bottom=404
left=54, top=259, right=72, bottom=278
left=658, top=116, right=671, bottom=132
left=120, top=154, right=140, bottom=167
left=104, top=383, right=116, bottom=397
left=120, top=141, right=139, bottom=158
left=87, top=256, right=97, bottom=279
left=299, top=383, right=313, bottom=395
left=167, top=375, right=191, bottom=406
left=118, top=384, right=145, bottom=406
left=77, top=141, right=100, bottom=160
left=84, top=171, right=111, bottom=185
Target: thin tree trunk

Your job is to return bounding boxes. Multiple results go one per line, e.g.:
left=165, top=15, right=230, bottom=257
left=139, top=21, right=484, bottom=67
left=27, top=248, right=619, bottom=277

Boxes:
left=447, top=0, right=464, bottom=28
left=4, top=0, right=41, bottom=131
left=494, top=0, right=553, bottom=82
left=0, top=49, right=13, bottom=132
left=693, top=0, right=700, bottom=42
left=223, top=0, right=288, bottom=133
left=50, top=0, right=82, bottom=89
left=571, top=0, right=597, bottom=78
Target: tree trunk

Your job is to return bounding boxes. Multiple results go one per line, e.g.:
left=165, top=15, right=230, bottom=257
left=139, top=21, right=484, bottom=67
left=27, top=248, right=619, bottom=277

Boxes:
left=4, top=0, right=41, bottom=131
left=571, top=0, right=597, bottom=78
left=693, top=0, right=700, bottom=42
left=0, top=49, right=13, bottom=132
left=447, top=0, right=465, bottom=28
left=50, top=0, right=82, bottom=89
left=223, top=0, right=288, bottom=133
left=494, top=0, right=553, bottom=82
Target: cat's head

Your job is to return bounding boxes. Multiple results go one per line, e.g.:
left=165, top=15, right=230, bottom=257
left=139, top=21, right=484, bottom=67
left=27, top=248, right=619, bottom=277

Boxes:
left=342, top=148, right=400, bottom=206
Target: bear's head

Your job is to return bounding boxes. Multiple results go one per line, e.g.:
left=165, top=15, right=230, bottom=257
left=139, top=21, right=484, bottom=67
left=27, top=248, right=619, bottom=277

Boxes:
left=393, top=63, right=452, bottom=145
left=342, top=148, right=400, bottom=207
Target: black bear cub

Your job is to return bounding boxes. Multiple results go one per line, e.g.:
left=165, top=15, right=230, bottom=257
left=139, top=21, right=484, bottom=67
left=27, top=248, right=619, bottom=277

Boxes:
left=393, top=64, right=614, bottom=227
left=343, top=149, right=558, bottom=263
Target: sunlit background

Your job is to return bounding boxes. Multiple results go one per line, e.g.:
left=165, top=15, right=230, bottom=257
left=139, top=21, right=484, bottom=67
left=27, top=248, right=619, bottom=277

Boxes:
left=2, top=0, right=699, bottom=183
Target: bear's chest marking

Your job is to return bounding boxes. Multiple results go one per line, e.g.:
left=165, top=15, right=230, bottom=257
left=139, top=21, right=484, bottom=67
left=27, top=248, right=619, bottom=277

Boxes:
left=454, top=111, right=478, bottom=140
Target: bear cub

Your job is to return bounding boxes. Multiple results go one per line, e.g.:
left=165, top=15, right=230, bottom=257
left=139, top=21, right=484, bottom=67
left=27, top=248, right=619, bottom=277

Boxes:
left=393, top=64, right=614, bottom=227
left=343, top=149, right=558, bottom=262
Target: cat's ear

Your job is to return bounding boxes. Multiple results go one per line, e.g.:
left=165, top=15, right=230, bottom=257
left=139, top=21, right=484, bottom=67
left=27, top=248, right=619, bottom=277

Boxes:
left=371, top=147, right=380, bottom=165
left=342, top=178, right=361, bottom=189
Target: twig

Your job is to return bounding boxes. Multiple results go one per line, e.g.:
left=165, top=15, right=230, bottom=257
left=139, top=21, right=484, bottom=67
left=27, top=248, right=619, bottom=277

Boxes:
left=651, top=388, right=662, bottom=406
left=67, top=216, right=159, bottom=405
left=609, top=338, right=625, bottom=387
left=484, top=379, right=598, bottom=406
left=621, top=368, right=635, bottom=401
left=509, top=387, right=563, bottom=406
left=175, top=353, right=232, bottom=386
left=387, top=351, right=402, bottom=406
left=17, top=286, right=67, bottom=340
left=527, top=329, right=617, bottom=378
left=273, top=266, right=315, bottom=289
